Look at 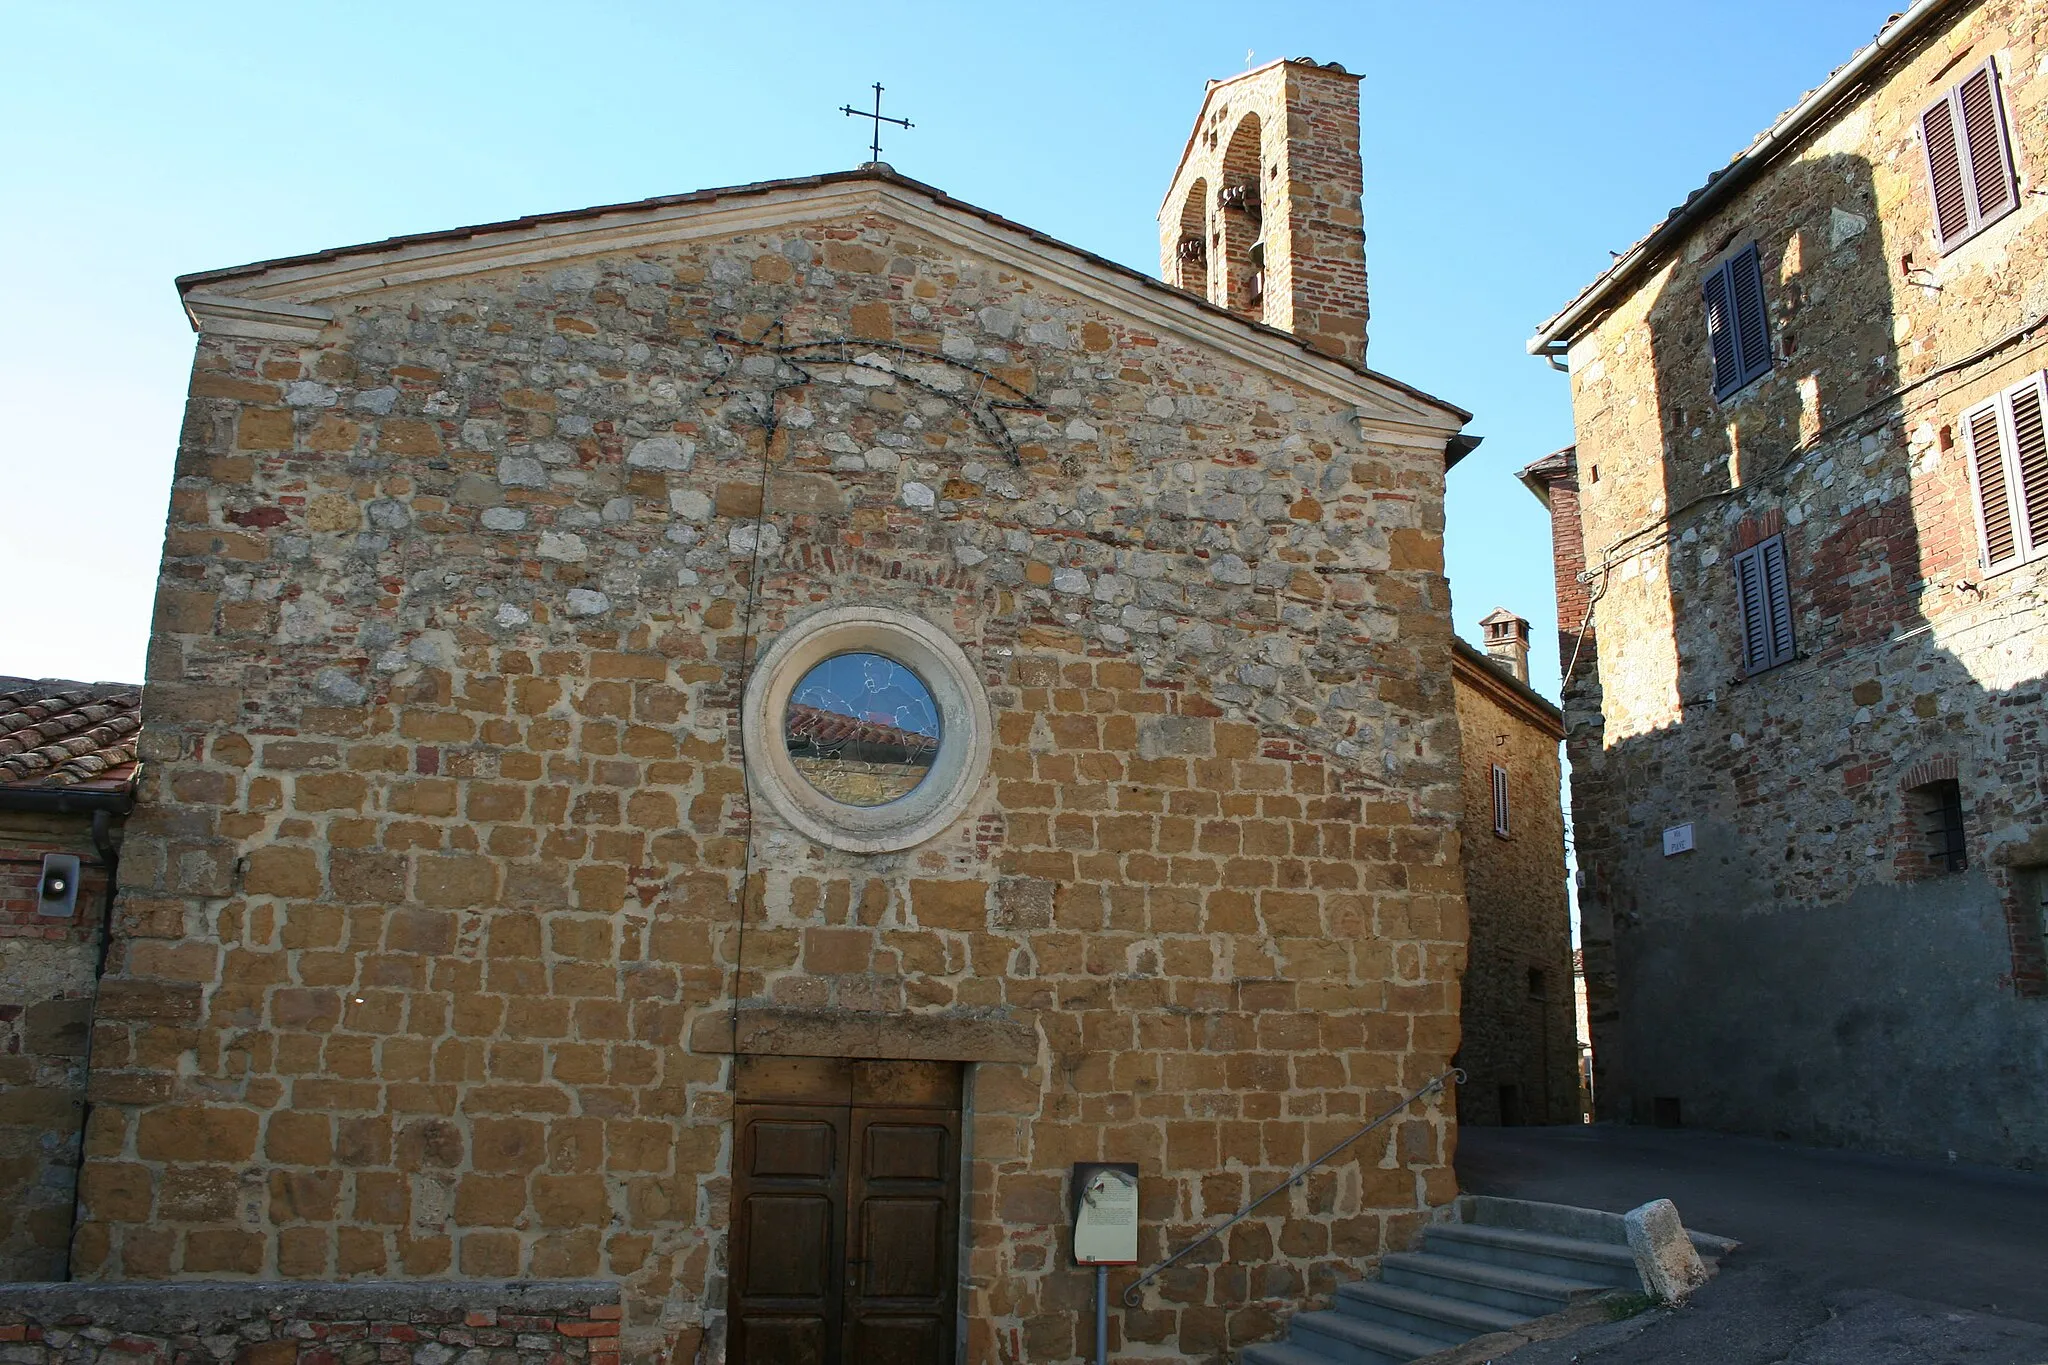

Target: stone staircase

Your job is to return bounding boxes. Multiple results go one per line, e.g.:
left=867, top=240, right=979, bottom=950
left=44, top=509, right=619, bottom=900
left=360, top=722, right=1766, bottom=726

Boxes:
left=1240, top=1197, right=1736, bottom=1365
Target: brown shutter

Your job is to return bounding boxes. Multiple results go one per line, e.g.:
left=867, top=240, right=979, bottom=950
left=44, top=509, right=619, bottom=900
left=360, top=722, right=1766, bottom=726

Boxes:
left=2011, top=374, right=2048, bottom=557
left=1923, top=91, right=1973, bottom=247
left=1958, top=62, right=2018, bottom=227
left=1966, top=397, right=2020, bottom=569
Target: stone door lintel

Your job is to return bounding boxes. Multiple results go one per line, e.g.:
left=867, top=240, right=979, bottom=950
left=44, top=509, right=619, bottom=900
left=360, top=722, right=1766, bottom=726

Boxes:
left=688, top=1006, right=1037, bottom=1065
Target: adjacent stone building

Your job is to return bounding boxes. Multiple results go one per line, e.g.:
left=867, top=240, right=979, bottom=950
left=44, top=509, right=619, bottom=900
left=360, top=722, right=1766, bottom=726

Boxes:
left=0, top=679, right=141, bottom=1279
left=58, top=59, right=1481, bottom=1364
left=1447, top=628, right=1576, bottom=1128
left=1527, top=0, right=2048, bottom=1164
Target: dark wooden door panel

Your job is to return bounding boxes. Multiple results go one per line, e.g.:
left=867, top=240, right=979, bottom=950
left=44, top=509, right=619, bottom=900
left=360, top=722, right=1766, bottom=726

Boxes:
left=845, top=1107, right=959, bottom=1365
left=730, top=1315, right=830, bottom=1365
left=730, top=1105, right=848, bottom=1365
left=741, top=1193, right=832, bottom=1296
left=750, top=1119, right=838, bottom=1179
left=731, top=1068, right=961, bottom=1365
left=859, top=1196, right=947, bottom=1296
left=845, top=1316, right=947, bottom=1365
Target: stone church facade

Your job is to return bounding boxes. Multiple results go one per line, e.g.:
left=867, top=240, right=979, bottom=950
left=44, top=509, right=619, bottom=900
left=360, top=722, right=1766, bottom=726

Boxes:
left=63, top=61, right=1475, bottom=1364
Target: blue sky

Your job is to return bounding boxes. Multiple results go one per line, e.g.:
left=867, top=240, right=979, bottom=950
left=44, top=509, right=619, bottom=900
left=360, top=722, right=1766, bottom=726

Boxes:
left=0, top=1, right=1891, bottom=696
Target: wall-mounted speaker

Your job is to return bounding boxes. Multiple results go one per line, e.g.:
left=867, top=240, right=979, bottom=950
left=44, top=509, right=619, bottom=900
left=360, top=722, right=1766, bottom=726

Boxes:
left=38, top=854, right=81, bottom=919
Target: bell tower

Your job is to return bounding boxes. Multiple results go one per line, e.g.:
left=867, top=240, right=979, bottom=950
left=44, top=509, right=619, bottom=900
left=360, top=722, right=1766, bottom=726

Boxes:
left=1158, top=58, right=1370, bottom=368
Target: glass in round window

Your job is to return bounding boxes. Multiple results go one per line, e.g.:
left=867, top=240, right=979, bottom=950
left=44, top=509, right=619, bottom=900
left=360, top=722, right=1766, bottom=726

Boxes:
left=783, top=652, right=943, bottom=806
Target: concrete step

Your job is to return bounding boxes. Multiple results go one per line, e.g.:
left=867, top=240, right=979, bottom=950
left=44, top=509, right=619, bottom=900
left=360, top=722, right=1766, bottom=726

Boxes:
left=1423, top=1222, right=1644, bottom=1289
left=1379, top=1250, right=1607, bottom=1317
left=1241, top=1342, right=1340, bottom=1365
left=1333, top=1278, right=1533, bottom=1344
left=1289, top=1307, right=1448, bottom=1365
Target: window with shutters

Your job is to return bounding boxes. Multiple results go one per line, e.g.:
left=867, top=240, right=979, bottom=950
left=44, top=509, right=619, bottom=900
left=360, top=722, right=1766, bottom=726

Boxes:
left=1922, top=59, right=2020, bottom=252
left=1961, top=372, right=2048, bottom=573
left=1491, top=764, right=1511, bottom=838
left=1731, top=533, right=1796, bottom=674
left=1703, top=243, right=1773, bottom=400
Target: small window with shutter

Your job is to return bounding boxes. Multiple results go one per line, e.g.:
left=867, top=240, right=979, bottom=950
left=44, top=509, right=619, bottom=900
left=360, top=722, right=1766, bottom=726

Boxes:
left=1961, top=372, right=2048, bottom=573
left=1731, top=533, right=1796, bottom=674
left=1491, top=764, right=1511, bottom=838
left=1703, top=243, right=1773, bottom=400
left=1923, top=59, right=2019, bottom=252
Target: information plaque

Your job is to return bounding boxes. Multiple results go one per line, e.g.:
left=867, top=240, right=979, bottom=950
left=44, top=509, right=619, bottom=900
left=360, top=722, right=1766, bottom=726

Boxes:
left=1070, top=1162, right=1139, bottom=1266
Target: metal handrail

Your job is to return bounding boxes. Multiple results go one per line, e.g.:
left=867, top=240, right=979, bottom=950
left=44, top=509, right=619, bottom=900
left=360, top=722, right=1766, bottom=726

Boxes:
left=1120, top=1067, right=1466, bottom=1308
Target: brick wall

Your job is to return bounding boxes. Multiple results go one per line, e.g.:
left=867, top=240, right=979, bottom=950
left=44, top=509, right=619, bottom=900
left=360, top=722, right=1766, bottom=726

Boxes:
left=92, top=186, right=1467, bottom=1363
left=0, top=1282, right=622, bottom=1365
left=1157, top=59, right=1370, bottom=367
left=0, top=809, right=116, bottom=1280
left=1551, top=0, right=2048, bottom=1159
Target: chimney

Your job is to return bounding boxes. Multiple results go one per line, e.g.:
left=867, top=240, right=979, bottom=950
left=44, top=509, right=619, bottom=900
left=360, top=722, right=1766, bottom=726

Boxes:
left=1158, top=59, right=1370, bottom=367
left=1516, top=446, right=1590, bottom=687
left=1479, top=608, right=1532, bottom=684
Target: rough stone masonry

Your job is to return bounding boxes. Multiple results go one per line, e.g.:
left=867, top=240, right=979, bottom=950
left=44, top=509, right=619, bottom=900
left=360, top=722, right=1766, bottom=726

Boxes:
left=1528, top=0, right=2048, bottom=1165
left=66, top=63, right=1477, bottom=1365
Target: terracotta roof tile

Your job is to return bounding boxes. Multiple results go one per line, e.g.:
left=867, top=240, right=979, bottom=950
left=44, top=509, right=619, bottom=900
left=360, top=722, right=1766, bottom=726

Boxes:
left=0, top=678, right=144, bottom=793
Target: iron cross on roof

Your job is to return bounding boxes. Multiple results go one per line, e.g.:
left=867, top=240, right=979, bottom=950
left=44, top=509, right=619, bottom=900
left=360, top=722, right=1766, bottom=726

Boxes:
left=840, top=82, right=912, bottom=165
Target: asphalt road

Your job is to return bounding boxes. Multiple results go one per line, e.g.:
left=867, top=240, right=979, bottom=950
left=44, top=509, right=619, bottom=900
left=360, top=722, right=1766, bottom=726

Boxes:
left=1455, top=1123, right=2048, bottom=1363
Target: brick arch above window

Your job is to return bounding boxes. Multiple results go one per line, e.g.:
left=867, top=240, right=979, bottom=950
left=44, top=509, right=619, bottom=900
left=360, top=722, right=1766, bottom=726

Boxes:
left=1898, top=755, right=1960, bottom=793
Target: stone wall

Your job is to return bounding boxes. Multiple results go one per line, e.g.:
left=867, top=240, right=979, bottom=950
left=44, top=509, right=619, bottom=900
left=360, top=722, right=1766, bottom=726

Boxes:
left=1448, top=648, right=1575, bottom=1127
left=96, top=180, right=1468, bottom=1363
left=0, top=1281, right=618, bottom=1365
left=0, top=809, right=116, bottom=1280
left=1550, top=0, right=2048, bottom=1162
left=1157, top=60, right=1371, bottom=366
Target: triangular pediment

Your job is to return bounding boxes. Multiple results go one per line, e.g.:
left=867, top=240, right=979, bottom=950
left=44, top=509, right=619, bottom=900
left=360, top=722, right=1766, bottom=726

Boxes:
left=178, top=168, right=1467, bottom=446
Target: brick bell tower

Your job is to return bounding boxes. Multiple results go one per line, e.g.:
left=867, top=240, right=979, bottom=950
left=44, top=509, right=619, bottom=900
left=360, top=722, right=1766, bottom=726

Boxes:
left=1158, top=58, right=1370, bottom=367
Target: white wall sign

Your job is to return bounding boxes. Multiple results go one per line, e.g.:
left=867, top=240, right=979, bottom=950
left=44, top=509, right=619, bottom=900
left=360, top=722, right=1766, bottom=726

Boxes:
left=1662, top=823, right=1695, bottom=857
left=1071, top=1163, right=1139, bottom=1265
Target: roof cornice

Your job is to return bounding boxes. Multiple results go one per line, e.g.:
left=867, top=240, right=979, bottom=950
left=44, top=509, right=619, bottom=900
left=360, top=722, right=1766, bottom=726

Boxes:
left=178, top=167, right=1468, bottom=445
left=1451, top=637, right=1564, bottom=739
left=1527, top=0, right=1964, bottom=355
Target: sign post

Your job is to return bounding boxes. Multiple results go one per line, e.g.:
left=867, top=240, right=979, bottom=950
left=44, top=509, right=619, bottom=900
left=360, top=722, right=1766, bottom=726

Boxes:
left=1071, top=1163, right=1138, bottom=1365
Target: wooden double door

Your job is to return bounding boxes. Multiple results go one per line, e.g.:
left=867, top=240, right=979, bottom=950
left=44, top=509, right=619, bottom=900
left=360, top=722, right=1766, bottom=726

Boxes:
left=729, top=1057, right=962, bottom=1365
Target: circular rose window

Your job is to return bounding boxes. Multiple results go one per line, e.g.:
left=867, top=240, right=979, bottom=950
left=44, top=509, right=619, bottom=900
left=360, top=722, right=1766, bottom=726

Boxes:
left=784, top=652, right=943, bottom=806
left=744, top=607, right=992, bottom=852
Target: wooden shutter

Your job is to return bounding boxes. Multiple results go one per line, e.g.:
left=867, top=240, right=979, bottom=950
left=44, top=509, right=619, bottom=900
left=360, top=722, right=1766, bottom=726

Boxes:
left=1959, top=63, right=2018, bottom=226
left=1706, top=246, right=1771, bottom=398
left=1925, top=60, right=2019, bottom=250
left=1922, top=91, right=1973, bottom=247
left=1492, top=764, right=1510, bottom=837
left=2010, top=374, right=2048, bottom=556
left=1732, top=534, right=1795, bottom=673
left=1729, top=246, right=1773, bottom=390
left=1703, top=267, right=1739, bottom=397
left=1964, top=375, right=2048, bottom=572
left=1759, top=535, right=1796, bottom=666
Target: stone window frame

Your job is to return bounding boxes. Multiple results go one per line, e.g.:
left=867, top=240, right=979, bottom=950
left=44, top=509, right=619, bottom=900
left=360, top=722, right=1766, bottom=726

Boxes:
left=1491, top=762, right=1511, bottom=839
left=742, top=604, right=992, bottom=854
